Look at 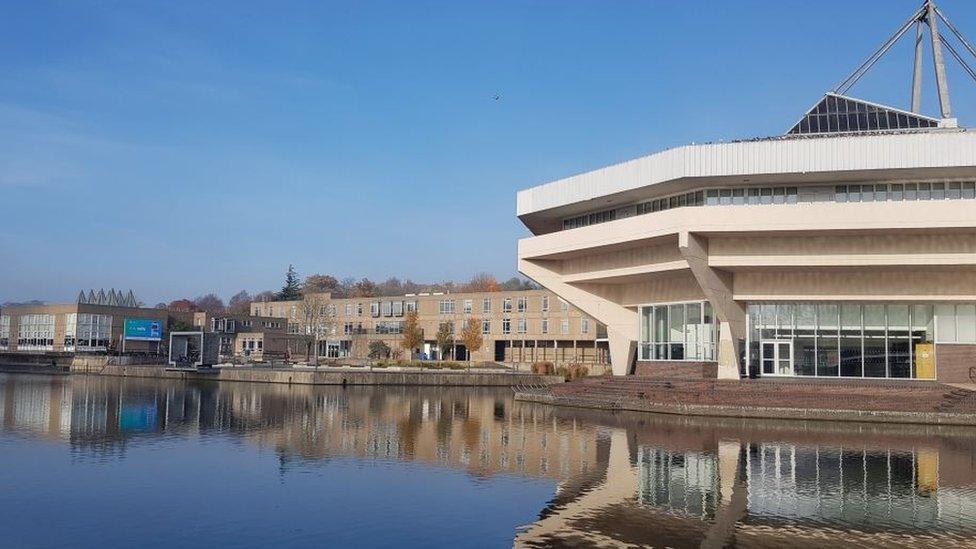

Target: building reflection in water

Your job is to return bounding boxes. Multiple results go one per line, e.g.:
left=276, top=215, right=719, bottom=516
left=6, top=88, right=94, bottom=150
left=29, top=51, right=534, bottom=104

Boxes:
left=3, top=373, right=976, bottom=546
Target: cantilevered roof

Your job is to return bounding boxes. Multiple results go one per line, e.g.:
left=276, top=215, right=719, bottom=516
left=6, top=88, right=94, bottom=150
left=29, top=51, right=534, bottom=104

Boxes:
left=786, top=93, right=940, bottom=135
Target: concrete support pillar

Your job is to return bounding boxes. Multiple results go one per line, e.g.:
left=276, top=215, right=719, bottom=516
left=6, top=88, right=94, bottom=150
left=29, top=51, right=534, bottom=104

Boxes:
left=607, top=327, right=636, bottom=376
left=679, top=231, right=745, bottom=379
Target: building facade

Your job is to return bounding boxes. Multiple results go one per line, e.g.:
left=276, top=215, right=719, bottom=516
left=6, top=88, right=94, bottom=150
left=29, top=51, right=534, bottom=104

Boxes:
left=517, top=96, right=976, bottom=382
left=0, top=290, right=176, bottom=356
left=251, top=289, right=609, bottom=367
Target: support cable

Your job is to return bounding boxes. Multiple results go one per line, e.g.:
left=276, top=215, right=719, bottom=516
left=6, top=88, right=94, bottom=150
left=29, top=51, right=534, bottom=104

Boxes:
left=935, top=7, right=976, bottom=62
left=940, top=35, right=976, bottom=86
left=834, top=6, right=926, bottom=94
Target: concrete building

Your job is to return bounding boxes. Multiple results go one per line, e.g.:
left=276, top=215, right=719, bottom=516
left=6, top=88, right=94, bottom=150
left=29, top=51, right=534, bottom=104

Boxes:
left=0, top=290, right=176, bottom=356
left=516, top=8, right=976, bottom=382
left=190, top=312, right=307, bottom=361
left=251, top=289, right=610, bottom=367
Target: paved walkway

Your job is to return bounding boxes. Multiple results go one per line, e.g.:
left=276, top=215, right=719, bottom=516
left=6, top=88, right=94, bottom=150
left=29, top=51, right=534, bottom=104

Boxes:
left=518, top=377, right=976, bottom=425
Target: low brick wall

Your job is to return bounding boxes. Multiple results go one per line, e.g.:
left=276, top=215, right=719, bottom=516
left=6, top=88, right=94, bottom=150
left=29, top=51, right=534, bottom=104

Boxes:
left=938, top=344, right=976, bottom=383
left=67, top=364, right=564, bottom=387
left=634, top=361, right=718, bottom=379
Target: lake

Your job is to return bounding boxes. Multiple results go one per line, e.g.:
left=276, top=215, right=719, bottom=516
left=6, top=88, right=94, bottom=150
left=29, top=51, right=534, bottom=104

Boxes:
left=1, top=372, right=975, bottom=548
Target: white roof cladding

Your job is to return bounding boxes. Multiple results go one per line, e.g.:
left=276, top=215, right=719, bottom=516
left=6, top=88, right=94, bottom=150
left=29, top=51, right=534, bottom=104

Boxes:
left=517, top=130, right=976, bottom=218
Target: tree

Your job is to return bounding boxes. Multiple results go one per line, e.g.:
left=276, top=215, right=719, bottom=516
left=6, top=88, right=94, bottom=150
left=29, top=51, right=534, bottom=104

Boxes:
left=465, top=273, right=501, bottom=293
left=368, top=341, right=391, bottom=360
left=436, top=322, right=454, bottom=361
left=194, top=293, right=225, bottom=313
left=304, top=274, right=341, bottom=295
left=460, top=318, right=483, bottom=363
left=253, top=290, right=277, bottom=303
left=377, top=277, right=404, bottom=296
left=167, top=299, right=197, bottom=312
left=352, top=278, right=378, bottom=297
left=278, top=265, right=302, bottom=301
left=227, top=290, right=252, bottom=314
left=401, top=311, right=423, bottom=358
left=153, top=302, right=167, bottom=309
left=300, top=292, right=334, bottom=364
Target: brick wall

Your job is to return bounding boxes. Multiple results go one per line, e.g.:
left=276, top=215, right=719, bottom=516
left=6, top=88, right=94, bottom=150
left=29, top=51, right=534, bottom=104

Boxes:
left=634, top=361, right=718, bottom=379
left=937, top=344, right=976, bottom=383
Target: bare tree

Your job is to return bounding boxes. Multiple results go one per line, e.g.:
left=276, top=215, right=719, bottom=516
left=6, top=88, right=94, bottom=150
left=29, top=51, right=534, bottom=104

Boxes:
left=300, top=293, right=335, bottom=365
left=193, top=294, right=225, bottom=313
left=227, top=290, right=252, bottom=314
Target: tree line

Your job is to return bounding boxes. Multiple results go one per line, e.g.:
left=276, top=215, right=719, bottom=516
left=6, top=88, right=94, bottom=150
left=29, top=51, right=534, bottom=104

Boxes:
left=156, top=265, right=540, bottom=315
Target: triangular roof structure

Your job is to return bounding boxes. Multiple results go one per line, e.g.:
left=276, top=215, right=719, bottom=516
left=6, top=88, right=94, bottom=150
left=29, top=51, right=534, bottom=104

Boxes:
left=786, top=93, right=940, bottom=135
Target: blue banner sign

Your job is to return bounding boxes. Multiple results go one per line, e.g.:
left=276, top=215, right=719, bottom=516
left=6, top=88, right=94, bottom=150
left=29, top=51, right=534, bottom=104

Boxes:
left=124, top=318, right=162, bottom=341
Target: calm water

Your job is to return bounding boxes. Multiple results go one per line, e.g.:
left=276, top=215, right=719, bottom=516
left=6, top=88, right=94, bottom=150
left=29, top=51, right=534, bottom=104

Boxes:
left=2, top=374, right=976, bottom=548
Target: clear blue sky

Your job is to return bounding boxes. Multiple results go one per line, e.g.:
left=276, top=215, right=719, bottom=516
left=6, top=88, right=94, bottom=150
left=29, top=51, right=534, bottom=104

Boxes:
left=3, top=1, right=976, bottom=304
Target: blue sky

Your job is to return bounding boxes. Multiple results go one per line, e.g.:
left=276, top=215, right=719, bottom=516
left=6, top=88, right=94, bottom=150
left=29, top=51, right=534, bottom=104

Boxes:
left=3, top=0, right=976, bottom=304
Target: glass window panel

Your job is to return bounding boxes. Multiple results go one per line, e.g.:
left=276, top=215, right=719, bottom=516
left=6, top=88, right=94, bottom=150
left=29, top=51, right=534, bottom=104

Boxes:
left=835, top=185, right=848, bottom=202
left=918, top=182, right=931, bottom=200
left=936, top=304, right=957, bottom=342
left=904, top=183, right=917, bottom=200
left=963, top=182, right=975, bottom=199
left=840, top=304, right=862, bottom=377
left=861, top=184, right=875, bottom=202
left=685, top=302, right=702, bottom=360
left=932, top=182, right=946, bottom=200
left=958, top=304, right=976, bottom=344
left=890, top=183, right=903, bottom=201
left=654, top=305, right=669, bottom=344
left=849, top=185, right=862, bottom=202
left=776, top=304, right=793, bottom=337
left=947, top=182, right=962, bottom=199
left=863, top=305, right=886, bottom=377
left=887, top=305, right=911, bottom=378
left=816, top=304, right=839, bottom=376
left=669, top=304, right=685, bottom=359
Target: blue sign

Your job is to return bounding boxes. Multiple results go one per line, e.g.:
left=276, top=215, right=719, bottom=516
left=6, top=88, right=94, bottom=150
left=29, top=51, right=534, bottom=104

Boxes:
left=124, top=318, right=162, bottom=341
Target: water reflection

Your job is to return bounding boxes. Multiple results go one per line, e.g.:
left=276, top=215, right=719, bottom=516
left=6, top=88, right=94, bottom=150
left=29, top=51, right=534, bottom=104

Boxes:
left=2, top=373, right=976, bottom=547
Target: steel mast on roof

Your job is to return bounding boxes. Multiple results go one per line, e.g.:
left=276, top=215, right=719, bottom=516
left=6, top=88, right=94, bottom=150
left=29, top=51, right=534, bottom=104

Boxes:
left=834, top=0, right=976, bottom=122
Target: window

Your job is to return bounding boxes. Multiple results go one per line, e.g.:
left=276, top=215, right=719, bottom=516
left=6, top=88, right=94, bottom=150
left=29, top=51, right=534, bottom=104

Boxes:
left=560, top=299, right=569, bottom=313
left=541, top=319, right=549, bottom=334
left=345, top=304, right=353, bottom=316
left=503, top=298, right=512, bottom=313
left=381, top=301, right=393, bottom=317
left=0, top=315, right=11, bottom=349
left=517, top=297, right=527, bottom=313
left=638, top=301, right=716, bottom=361
left=482, top=319, right=491, bottom=335
left=483, top=298, right=492, bottom=313
left=463, top=299, right=472, bottom=314
left=502, top=318, right=511, bottom=334
left=74, top=313, right=111, bottom=351
left=561, top=319, right=570, bottom=335
left=392, top=301, right=403, bottom=317
left=439, top=299, right=455, bottom=315
left=938, top=304, right=976, bottom=344
left=405, top=301, right=417, bottom=313
left=357, top=303, right=364, bottom=316
left=541, top=296, right=549, bottom=312
left=370, top=302, right=380, bottom=317
left=517, top=318, right=527, bottom=334
left=581, top=317, right=590, bottom=334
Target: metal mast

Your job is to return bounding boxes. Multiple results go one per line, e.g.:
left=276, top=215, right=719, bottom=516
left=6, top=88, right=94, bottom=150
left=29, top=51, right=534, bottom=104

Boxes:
left=927, top=0, right=953, bottom=118
left=836, top=0, right=976, bottom=123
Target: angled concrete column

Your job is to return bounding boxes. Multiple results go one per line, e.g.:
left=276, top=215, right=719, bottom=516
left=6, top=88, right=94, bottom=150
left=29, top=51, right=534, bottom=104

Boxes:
left=678, top=232, right=745, bottom=379
left=520, top=258, right=637, bottom=376
left=606, top=326, right=636, bottom=377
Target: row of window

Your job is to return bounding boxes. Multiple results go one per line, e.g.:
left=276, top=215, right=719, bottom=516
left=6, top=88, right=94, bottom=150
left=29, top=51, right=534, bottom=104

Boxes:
left=561, top=180, right=976, bottom=231
left=330, top=317, right=591, bottom=337
left=638, top=301, right=717, bottom=361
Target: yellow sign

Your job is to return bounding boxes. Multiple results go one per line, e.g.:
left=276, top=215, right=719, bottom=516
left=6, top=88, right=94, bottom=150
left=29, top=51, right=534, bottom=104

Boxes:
left=915, top=343, right=936, bottom=380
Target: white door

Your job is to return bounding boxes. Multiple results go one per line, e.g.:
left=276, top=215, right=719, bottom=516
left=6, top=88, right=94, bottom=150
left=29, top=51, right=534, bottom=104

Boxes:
left=761, top=340, right=793, bottom=376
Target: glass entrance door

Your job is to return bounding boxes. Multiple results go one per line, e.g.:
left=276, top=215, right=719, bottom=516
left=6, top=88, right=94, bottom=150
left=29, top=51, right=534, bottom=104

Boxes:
left=761, top=340, right=793, bottom=376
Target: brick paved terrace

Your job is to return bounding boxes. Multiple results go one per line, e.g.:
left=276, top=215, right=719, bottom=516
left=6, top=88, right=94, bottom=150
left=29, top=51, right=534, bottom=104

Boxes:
left=548, top=377, right=976, bottom=415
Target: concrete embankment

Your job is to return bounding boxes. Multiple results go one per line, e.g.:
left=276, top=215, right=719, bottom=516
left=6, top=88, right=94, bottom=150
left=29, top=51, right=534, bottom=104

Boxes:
left=515, top=391, right=976, bottom=426
left=64, top=364, right=563, bottom=387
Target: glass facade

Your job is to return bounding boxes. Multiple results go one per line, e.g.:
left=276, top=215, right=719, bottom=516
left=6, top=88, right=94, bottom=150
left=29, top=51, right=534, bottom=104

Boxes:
left=787, top=93, right=939, bottom=135
left=748, top=303, right=936, bottom=379
left=639, top=301, right=716, bottom=361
